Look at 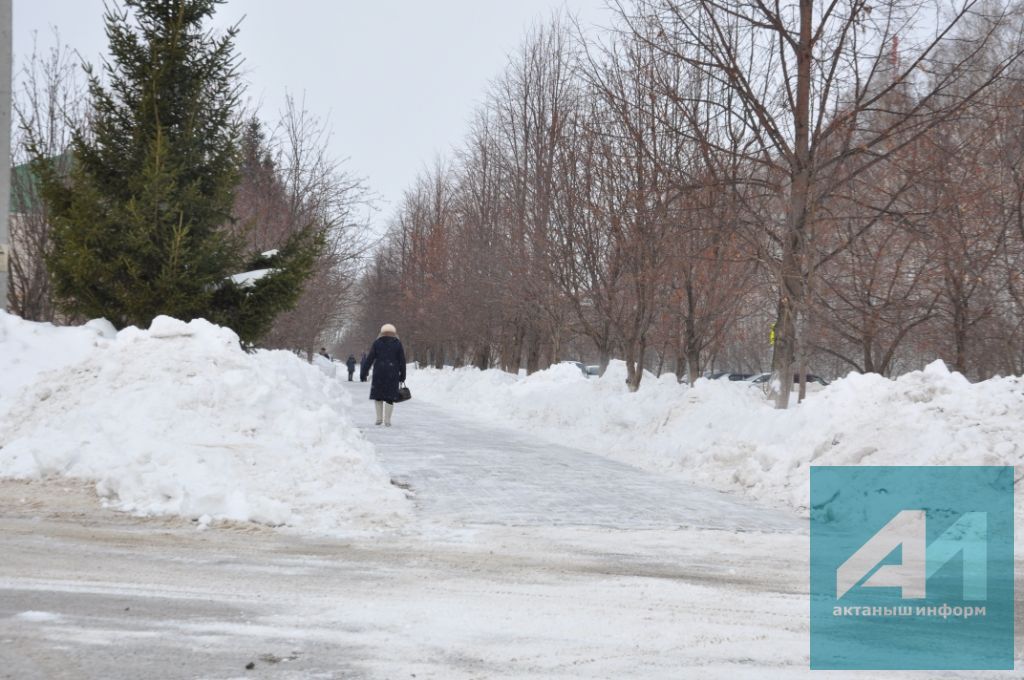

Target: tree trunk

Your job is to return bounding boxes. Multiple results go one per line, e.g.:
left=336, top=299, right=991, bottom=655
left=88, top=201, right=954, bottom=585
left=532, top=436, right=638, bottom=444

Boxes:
left=624, top=339, right=646, bottom=392
left=686, top=345, right=701, bottom=386
left=474, top=345, right=491, bottom=371
left=797, top=324, right=807, bottom=403
left=525, top=329, right=542, bottom=375
left=684, top=316, right=701, bottom=385
left=598, top=344, right=611, bottom=376
left=953, top=298, right=968, bottom=374
left=771, top=0, right=812, bottom=410
left=549, top=328, right=562, bottom=367
left=862, top=334, right=876, bottom=374
left=501, top=322, right=525, bottom=374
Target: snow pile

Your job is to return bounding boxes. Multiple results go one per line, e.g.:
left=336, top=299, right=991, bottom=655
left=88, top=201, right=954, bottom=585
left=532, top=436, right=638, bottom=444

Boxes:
left=0, top=313, right=407, bottom=530
left=312, top=353, right=337, bottom=378
left=0, top=312, right=116, bottom=411
left=410, top=360, right=1024, bottom=516
left=411, top=360, right=727, bottom=465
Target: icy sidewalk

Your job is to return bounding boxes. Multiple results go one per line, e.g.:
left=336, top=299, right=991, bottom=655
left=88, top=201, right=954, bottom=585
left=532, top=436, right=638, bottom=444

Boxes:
left=344, top=381, right=801, bottom=533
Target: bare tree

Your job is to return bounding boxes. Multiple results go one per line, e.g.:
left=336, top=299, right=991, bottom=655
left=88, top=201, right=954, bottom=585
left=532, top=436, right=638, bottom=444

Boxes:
left=450, top=110, right=515, bottom=368
left=10, top=32, right=83, bottom=321
left=232, top=95, right=372, bottom=356
left=489, top=15, right=580, bottom=373
left=353, top=2, right=1024, bottom=388
left=813, top=195, right=941, bottom=375
left=579, top=30, right=683, bottom=391
left=917, top=114, right=1012, bottom=375
left=548, top=94, right=623, bottom=375
left=620, top=0, right=1024, bottom=405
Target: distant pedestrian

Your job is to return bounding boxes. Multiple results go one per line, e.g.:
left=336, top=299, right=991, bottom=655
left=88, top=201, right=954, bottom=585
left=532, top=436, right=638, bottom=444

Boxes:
left=359, top=352, right=368, bottom=382
left=360, top=324, right=406, bottom=427
left=318, top=347, right=331, bottom=361
left=346, top=354, right=357, bottom=381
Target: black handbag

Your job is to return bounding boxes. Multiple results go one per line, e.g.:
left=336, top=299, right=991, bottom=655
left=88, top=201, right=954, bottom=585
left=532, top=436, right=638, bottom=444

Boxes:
left=396, top=383, right=412, bottom=403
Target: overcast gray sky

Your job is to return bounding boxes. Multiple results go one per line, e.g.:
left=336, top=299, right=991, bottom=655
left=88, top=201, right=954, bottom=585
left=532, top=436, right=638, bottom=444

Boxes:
left=13, top=1, right=608, bottom=231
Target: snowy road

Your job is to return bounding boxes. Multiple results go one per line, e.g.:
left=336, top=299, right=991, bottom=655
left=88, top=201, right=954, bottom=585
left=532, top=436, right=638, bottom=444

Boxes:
left=1, top=384, right=1019, bottom=679
left=346, top=381, right=798, bottom=533
left=0, top=491, right=815, bottom=680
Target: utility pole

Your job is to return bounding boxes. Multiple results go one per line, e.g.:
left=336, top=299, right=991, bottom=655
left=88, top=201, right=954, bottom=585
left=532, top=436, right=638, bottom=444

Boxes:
left=0, top=0, right=11, bottom=312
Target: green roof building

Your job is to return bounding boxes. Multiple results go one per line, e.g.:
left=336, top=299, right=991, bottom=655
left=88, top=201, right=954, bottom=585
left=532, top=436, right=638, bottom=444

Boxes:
left=9, top=152, right=73, bottom=214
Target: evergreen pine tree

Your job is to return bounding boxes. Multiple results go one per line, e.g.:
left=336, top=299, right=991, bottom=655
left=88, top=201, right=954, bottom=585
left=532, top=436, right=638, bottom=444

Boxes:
left=210, top=229, right=323, bottom=347
left=34, top=0, right=320, bottom=344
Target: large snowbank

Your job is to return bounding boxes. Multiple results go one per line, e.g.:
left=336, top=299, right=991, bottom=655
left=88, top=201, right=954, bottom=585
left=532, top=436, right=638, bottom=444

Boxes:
left=410, top=360, right=1024, bottom=517
left=0, top=313, right=115, bottom=411
left=0, top=312, right=407, bottom=530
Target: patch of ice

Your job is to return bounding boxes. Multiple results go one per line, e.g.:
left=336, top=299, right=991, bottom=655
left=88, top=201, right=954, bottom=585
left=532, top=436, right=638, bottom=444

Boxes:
left=14, top=611, right=63, bottom=623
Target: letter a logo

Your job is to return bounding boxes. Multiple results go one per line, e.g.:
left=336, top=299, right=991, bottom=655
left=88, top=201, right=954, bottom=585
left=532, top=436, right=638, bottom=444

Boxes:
left=837, top=510, right=926, bottom=599
left=811, top=466, right=1011, bottom=670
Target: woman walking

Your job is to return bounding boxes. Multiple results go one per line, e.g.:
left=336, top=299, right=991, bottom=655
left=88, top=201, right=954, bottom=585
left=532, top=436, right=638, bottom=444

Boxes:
left=360, top=323, right=406, bottom=426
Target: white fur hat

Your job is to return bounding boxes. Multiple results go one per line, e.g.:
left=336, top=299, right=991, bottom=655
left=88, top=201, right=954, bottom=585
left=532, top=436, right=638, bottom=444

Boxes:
left=380, top=323, right=397, bottom=336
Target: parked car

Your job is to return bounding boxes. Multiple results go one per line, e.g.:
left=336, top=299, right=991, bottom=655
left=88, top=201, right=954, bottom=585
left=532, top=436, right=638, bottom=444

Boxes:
left=585, top=365, right=601, bottom=377
left=559, top=360, right=590, bottom=378
left=748, top=373, right=830, bottom=386
left=708, top=371, right=756, bottom=381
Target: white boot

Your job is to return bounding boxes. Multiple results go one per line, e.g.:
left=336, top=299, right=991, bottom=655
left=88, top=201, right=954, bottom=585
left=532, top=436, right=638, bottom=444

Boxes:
left=384, top=402, right=394, bottom=427
left=374, top=400, right=383, bottom=426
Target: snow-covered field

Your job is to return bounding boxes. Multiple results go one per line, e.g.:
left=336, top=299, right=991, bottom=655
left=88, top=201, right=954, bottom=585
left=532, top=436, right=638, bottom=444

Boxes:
left=0, top=312, right=407, bottom=531
left=409, top=360, right=1024, bottom=520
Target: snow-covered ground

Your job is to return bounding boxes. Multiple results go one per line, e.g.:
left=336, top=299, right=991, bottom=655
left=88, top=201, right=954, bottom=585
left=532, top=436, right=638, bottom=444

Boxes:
left=0, top=312, right=407, bottom=531
left=0, top=480, right=815, bottom=680
left=9, top=311, right=1020, bottom=533
left=3, top=313, right=1023, bottom=677
left=409, top=360, right=1024, bottom=521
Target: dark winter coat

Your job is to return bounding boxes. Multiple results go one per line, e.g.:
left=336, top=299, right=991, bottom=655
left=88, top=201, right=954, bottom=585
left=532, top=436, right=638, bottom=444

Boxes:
left=346, top=356, right=357, bottom=371
left=361, top=336, right=406, bottom=402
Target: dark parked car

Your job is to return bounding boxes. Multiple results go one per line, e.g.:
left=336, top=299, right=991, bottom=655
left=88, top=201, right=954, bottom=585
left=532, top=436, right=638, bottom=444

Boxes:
left=708, top=371, right=756, bottom=381
left=749, top=373, right=830, bottom=386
